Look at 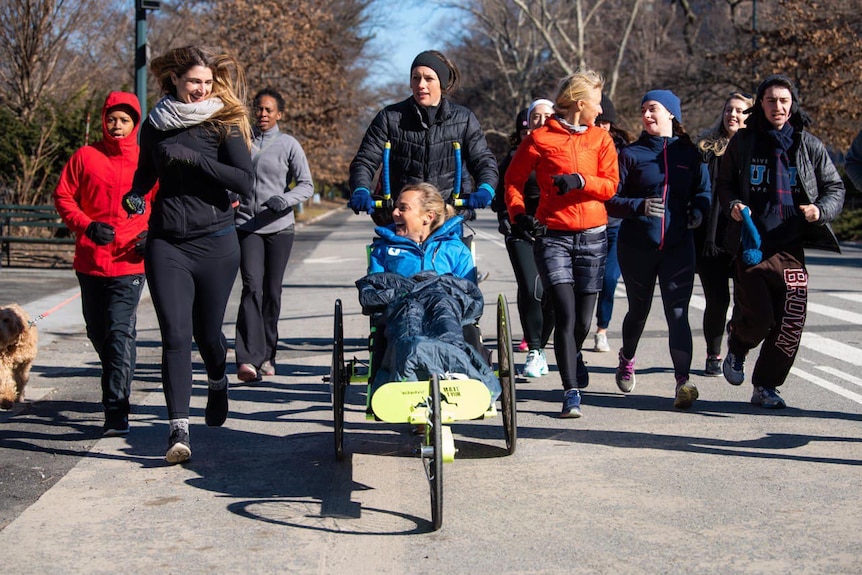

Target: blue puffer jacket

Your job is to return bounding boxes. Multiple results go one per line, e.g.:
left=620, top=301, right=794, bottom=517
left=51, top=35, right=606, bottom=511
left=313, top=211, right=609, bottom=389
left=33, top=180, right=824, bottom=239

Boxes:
left=607, top=133, right=711, bottom=249
left=368, top=215, right=476, bottom=282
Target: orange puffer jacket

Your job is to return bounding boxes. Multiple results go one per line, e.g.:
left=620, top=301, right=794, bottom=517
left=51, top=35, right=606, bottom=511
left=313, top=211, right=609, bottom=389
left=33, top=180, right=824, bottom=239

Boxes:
left=505, top=117, right=619, bottom=232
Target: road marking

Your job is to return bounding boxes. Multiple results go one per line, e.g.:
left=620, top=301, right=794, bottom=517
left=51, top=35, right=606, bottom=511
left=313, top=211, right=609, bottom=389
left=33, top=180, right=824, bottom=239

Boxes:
left=303, top=256, right=361, bottom=264
left=813, top=365, right=862, bottom=389
left=825, top=292, right=862, bottom=304
left=806, top=302, right=862, bottom=325
left=800, top=332, right=862, bottom=366
left=790, top=366, right=862, bottom=406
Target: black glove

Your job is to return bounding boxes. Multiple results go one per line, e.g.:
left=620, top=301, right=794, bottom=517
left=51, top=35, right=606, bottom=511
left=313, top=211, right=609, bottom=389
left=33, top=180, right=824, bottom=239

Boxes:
left=134, top=231, right=147, bottom=257
left=122, top=191, right=146, bottom=217
left=640, top=197, right=666, bottom=218
left=514, top=214, right=544, bottom=241
left=552, top=173, right=585, bottom=195
left=263, top=195, right=289, bottom=212
left=498, top=217, right=512, bottom=236
left=161, top=142, right=200, bottom=166
left=85, top=222, right=115, bottom=245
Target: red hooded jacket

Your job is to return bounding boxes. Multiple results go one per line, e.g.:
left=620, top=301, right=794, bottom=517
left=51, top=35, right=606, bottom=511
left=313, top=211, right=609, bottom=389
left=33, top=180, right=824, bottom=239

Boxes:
left=54, top=92, right=155, bottom=277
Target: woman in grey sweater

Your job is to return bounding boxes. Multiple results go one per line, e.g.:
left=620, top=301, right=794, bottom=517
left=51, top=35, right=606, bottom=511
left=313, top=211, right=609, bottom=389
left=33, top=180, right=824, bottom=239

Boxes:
left=234, top=88, right=314, bottom=382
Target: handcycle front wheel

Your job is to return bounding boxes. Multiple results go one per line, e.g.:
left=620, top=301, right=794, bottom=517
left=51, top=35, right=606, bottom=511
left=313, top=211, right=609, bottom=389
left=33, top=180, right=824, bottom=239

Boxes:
left=331, top=299, right=346, bottom=461
left=423, top=374, right=444, bottom=531
left=497, top=294, right=517, bottom=455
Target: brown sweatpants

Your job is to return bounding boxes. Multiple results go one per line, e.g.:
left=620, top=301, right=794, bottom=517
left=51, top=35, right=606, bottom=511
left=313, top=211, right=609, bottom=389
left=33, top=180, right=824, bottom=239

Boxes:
left=728, top=246, right=807, bottom=388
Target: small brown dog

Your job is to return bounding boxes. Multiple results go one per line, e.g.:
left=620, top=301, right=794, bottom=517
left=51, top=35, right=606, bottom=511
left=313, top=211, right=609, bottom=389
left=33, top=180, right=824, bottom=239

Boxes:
left=0, top=303, right=38, bottom=409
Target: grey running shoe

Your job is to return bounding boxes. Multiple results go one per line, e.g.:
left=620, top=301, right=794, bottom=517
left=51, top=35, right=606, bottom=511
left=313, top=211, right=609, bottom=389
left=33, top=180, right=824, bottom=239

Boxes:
left=723, top=352, right=745, bottom=385
left=615, top=349, right=636, bottom=393
left=704, top=355, right=722, bottom=377
left=751, top=385, right=786, bottom=409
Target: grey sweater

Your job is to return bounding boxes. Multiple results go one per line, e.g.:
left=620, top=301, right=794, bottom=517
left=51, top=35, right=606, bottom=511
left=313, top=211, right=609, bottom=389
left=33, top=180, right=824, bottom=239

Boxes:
left=236, top=125, right=314, bottom=234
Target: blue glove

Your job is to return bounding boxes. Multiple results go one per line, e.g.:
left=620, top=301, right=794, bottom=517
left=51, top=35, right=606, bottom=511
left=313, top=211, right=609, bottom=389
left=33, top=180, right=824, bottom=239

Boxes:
left=464, top=188, right=493, bottom=209
left=348, top=188, right=375, bottom=214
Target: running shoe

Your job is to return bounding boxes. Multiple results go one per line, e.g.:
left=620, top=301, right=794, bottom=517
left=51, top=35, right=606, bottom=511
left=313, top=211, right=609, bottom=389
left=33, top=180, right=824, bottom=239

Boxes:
left=704, top=355, right=722, bottom=377
left=560, top=389, right=582, bottom=418
left=593, top=332, right=611, bottom=353
left=723, top=352, right=745, bottom=386
left=674, top=377, right=699, bottom=409
left=166, top=429, right=191, bottom=464
left=523, top=349, right=549, bottom=378
left=751, top=385, right=786, bottom=409
left=615, top=349, right=636, bottom=393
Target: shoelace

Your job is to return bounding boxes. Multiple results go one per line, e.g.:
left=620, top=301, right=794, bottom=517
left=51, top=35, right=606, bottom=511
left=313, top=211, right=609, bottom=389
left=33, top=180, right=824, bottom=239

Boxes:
left=618, top=355, right=635, bottom=379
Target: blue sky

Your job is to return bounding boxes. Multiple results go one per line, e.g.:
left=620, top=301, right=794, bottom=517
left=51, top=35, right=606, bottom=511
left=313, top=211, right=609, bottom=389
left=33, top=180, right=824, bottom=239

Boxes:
left=365, top=2, right=460, bottom=87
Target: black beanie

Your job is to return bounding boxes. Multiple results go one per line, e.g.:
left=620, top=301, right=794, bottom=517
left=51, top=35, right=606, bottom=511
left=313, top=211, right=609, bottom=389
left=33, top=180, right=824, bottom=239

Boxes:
left=596, top=94, right=617, bottom=125
left=515, top=108, right=529, bottom=132
left=410, top=51, right=450, bottom=89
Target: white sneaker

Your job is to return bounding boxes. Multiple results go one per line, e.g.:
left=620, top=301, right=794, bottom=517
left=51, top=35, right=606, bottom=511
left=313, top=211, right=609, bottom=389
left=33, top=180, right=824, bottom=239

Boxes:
left=523, top=349, right=548, bottom=378
left=594, top=332, right=610, bottom=352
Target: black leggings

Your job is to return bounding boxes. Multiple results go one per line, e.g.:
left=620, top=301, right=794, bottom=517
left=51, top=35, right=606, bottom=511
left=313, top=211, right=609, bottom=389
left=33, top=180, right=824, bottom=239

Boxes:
left=506, top=236, right=553, bottom=349
left=549, top=284, right=597, bottom=390
left=618, top=239, right=695, bottom=380
left=146, top=231, right=240, bottom=419
left=696, top=252, right=733, bottom=357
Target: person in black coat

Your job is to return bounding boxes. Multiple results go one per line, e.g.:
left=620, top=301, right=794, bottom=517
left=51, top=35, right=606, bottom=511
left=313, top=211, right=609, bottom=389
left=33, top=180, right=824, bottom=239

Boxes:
left=125, top=46, right=254, bottom=464
left=348, top=50, right=498, bottom=221
left=716, top=74, right=845, bottom=409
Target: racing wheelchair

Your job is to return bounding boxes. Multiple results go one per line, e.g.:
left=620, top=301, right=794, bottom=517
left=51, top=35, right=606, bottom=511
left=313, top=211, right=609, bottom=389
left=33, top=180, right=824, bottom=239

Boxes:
left=327, top=291, right=516, bottom=531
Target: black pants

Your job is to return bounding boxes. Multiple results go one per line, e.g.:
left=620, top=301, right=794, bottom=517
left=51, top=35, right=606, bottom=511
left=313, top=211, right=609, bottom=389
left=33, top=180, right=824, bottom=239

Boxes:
left=618, top=238, right=695, bottom=381
left=728, top=247, right=806, bottom=388
left=235, top=229, right=295, bottom=367
left=77, top=272, right=145, bottom=417
left=696, top=252, right=734, bottom=357
left=505, top=235, right=553, bottom=350
left=146, top=231, right=240, bottom=419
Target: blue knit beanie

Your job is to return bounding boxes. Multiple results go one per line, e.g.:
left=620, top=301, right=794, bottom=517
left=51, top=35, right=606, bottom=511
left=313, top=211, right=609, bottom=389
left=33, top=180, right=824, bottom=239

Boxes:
left=642, top=90, right=682, bottom=123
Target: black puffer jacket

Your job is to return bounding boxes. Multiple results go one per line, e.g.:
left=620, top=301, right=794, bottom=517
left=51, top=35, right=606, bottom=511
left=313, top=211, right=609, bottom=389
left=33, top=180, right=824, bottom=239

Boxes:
left=349, top=97, right=498, bottom=201
left=356, top=272, right=501, bottom=400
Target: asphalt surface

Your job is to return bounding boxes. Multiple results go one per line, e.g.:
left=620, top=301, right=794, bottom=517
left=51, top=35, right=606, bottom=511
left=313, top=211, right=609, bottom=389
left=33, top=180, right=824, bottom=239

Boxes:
left=1, top=207, right=861, bottom=574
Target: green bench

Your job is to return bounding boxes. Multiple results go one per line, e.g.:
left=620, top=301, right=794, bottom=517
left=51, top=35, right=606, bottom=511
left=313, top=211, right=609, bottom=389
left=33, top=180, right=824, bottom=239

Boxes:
left=0, top=204, right=75, bottom=267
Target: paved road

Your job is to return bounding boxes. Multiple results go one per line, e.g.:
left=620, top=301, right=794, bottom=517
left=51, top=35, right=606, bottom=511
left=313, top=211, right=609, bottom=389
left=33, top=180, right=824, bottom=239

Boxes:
left=1, top=208, right=860, bottom=574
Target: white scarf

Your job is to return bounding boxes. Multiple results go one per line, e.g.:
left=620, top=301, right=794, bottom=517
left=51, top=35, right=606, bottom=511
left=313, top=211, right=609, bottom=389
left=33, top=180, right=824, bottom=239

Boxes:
left=148, top=95, right=224, bottom=131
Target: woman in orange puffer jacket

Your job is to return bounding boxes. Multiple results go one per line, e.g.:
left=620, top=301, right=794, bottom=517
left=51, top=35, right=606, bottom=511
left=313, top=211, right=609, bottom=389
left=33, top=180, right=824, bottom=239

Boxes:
left=505, top=69, right=619, bottom=419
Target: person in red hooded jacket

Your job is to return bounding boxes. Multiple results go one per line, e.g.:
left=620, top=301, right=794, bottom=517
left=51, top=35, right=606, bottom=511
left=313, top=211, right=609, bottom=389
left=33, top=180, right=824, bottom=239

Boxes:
left=54, top=91, right=156, bottom=436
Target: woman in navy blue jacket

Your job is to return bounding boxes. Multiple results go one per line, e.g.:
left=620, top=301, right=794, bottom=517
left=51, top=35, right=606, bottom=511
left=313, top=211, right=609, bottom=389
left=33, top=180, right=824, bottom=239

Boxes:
left=607, top=90, right=711, bottom=409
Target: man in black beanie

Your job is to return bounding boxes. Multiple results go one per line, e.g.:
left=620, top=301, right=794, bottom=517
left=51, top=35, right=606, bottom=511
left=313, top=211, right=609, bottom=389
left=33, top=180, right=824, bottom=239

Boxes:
left=716, top=74, right=845, bottom=408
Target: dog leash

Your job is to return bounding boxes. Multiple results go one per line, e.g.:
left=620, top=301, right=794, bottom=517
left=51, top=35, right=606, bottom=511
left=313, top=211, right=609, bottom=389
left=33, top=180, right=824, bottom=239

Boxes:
left=28, top=291, right=81, bottom=327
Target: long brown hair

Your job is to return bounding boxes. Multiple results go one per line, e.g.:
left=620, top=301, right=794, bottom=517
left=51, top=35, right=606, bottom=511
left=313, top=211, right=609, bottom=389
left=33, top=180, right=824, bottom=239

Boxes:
left=150, top=46, right=252, bottom=147
left=697, top=92, right=754, bottom=158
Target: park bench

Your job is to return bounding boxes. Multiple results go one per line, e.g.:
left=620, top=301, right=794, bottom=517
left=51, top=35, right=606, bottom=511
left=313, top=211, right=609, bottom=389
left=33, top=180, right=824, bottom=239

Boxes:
left=0, top=204, right=74, bottom=267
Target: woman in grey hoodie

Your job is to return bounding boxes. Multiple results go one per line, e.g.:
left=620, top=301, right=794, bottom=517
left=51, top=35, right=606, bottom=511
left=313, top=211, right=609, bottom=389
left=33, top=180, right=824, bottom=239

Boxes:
left=234, top=88, right=314, bottom=382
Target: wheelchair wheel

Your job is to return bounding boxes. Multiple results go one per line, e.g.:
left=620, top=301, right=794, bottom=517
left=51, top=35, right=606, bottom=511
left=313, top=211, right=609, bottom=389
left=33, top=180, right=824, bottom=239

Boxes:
left=497, top=294, right=517, bottom=455
left=424, top=374, right=444, bottom=531
left=331, top=299, right=346, bottom=461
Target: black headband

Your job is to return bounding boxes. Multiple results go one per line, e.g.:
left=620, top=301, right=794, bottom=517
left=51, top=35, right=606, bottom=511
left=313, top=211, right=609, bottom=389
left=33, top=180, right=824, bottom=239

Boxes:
left=410, top=51, right=450, bottom=89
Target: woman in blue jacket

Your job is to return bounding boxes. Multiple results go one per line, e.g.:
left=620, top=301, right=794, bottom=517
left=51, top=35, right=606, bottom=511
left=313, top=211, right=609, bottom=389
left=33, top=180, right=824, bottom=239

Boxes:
left=607, top=90, right=711, bottom=410
left=368, top=183, right=475, bottom=281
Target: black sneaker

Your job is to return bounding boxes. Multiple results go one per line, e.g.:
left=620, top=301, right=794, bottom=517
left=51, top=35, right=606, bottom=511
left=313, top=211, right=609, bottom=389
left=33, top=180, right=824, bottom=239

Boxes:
left=576, top=352, right=589, bottom=389
left=704, top=355, right=722, bottom=377
left=165, top=429, right=191, bottom=464
left=205, top=384, right=229, bottom=427
left=103, top=414, right=130, bottom=437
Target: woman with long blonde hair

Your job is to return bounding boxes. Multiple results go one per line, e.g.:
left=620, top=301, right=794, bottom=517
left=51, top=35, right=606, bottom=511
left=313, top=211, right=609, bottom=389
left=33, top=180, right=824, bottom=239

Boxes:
left=124, top=45, right=254, bottom=464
